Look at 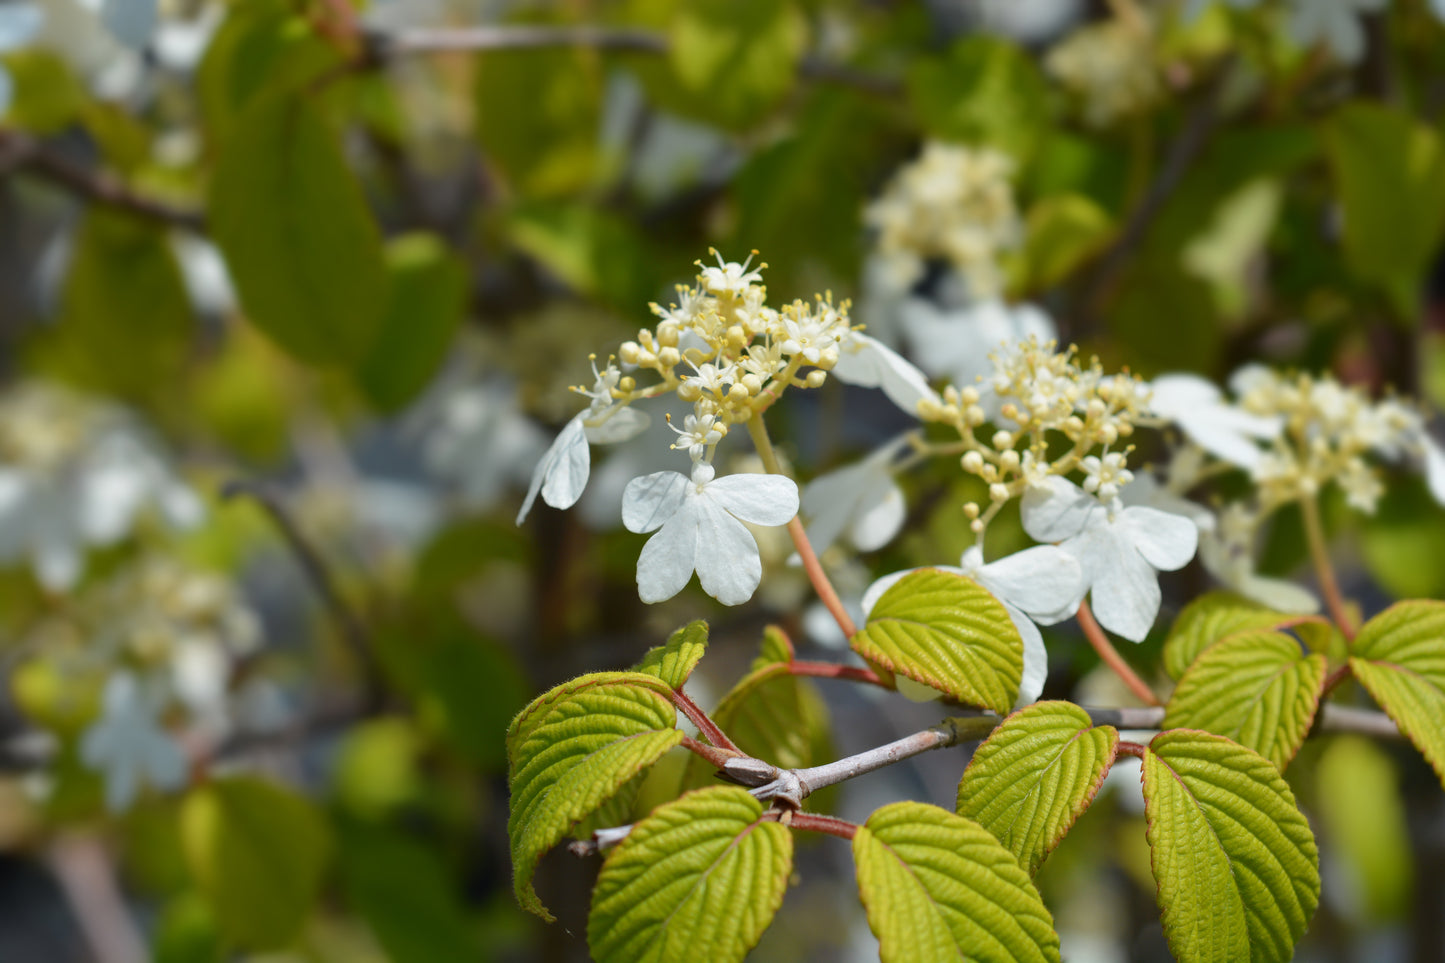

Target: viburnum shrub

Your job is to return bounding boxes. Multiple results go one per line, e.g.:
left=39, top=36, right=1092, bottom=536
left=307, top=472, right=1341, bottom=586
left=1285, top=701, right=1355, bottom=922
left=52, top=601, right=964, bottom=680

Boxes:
left=507, top=251, right=1445, bottom=963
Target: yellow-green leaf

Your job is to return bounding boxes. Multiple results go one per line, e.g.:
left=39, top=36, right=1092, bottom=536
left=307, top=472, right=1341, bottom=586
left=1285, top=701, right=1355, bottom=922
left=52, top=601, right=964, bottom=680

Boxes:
left=1348, top=599, right=1445, bottom=788
left=1141, top=731, right=1320, bottom=963
left=588, top=787, right=792, bottom=963
left=507, top=673, right=682, bottom=920
left=1162, top=591, right=1295, bottom=680
left=853, top=801, right=1060, bottom=963
left=850, top=569, right=1022, bottom=712
left=180, top=777, right=331, bottom=950
left=956, top=701, right=1118, bottom=875
left=634, top=620, right=708, bottom=689
left=1164, top=630, right=1326, bottom=770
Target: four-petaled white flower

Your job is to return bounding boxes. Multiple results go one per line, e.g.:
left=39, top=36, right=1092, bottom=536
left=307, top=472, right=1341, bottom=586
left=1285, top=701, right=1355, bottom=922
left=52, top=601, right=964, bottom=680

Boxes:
left=80, top=672, right=188, bottom=812
left=832, top=332, right=940, bottom=418
left=1147, top=373, right=1282, bottom=471
left=1022, top=477, right=1198, bottom=642
left=863, top=544, right=1085, bottom=707
left=622, top=463, right=798, bottom=605
left=801, top=436, right=911, bottom=557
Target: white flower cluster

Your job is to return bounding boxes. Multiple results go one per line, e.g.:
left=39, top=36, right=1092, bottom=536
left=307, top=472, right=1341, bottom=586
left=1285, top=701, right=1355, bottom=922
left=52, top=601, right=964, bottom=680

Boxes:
left=864, top=143, right=1022, bottom=300
left=0, top=382, right=202, bottom=592
left=518, top=252, right=936, bottom=607
left=1045, top=12, right=1159, bottom=127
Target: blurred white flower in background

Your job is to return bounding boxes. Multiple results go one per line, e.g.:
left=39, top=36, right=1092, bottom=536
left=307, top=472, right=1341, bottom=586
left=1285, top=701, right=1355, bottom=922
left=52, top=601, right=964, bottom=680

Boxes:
left=800, top=435, right=911, bottom=557
left=80, top=671, right=187, bottom=811
left=1147, top=373, right=1282, bottom=471
left=0, top=2, right=42, bottom=113
left=0, top=382, right=202, bottom=591
left=421, top=381, right=546, bottom=511
left=899, top=298, right=1056, bottom=392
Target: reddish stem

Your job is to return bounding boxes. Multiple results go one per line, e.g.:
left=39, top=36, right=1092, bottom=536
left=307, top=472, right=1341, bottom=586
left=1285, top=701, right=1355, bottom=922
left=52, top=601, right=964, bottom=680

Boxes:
left=787, top=812, right=859, bottom=840
left=1076, top=600, right=1161, bottom=707
left=680, top=734, right=738, bottom=768
left=1321, top=662, right=1353, bottom=697
left=787, top=517, right=858, bottom=638
left=1300, top=495, right=1357, bottom=642
left=787, top=660, right=886, bottom=687
left=1115, top=740, right=1148, bottom=759
left=672, top=689, right=741, bottom=754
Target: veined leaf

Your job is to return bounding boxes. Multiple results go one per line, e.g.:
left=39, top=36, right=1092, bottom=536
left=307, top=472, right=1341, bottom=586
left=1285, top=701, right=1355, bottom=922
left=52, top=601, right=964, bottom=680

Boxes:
left=588, top=787, right=792, bottom=963
left=956, top=701, right=1118, bottom=875
left=209, top=90, right=388, bottom=366
left=634, top=620, right=708, bottom=689
left=507, top=674, right=682, bottom=919
left=850, top=569, right=1022, bottom=712
left=1162, top=592, right=1294, bottom=680
left=1348, top=599, right=1445, bottom=788
left=853, top=801, right=1060, bottom=963
left=1141, top=731, right=1320, bottom=963
left=680, top=627, right=832, bottom=792
left=1164, top=630, right=1325, bottom=771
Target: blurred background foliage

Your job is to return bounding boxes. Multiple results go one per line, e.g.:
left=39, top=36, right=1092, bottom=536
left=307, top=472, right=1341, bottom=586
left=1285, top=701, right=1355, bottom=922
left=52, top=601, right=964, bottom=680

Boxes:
left=1, top=0, right=1445, bottom=960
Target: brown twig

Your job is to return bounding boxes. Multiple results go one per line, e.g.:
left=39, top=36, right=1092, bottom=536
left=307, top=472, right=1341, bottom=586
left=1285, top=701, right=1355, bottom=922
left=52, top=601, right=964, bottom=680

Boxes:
left=1300, top=495, right=1358, bottom=641
left=1075, top=600, right=1162, bottom=707
left=0, top=131, right=205, bottom=232
left=788, top=812, right=859, bottom=840
left=46, top=835, right=149, bottom=963
left=672, top=689, right=741, bottom=754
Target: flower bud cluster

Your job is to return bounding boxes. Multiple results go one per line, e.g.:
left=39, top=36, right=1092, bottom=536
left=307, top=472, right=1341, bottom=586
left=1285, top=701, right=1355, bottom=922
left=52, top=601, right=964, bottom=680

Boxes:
left=863, top=142, right=1021, bottom=299
left=598, top=251, right=854, bottom=466
left=918, top=337, right=1148, bottom=532
left=1234, top=367, right=1421, bottom=514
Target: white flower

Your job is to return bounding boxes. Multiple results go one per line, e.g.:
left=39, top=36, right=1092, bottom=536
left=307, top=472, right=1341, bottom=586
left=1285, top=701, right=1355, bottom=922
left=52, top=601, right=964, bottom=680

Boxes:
left=94, top=0, right=157, bottom=48
left=1147, top=373, right=1282, bottom=471
left=863, top=544, right=1085, bottom=706
left=698, top=251, right=763, bottom=298
left=832, top=332, right=940, bottom=418
left=80, top=672, right=188, bottom=812
left=1022, top=477, right=1198, bottom=642
left=0, top=384, right=202, bottom=592
left=622, top=462, right=798, bottom=605
left=800, top=435, right=911, bottom=556
left=898, top=297, right=1056, bottom=391
left=1197, top=502, right=1319, bottom=613
left=0, top=3, right=41, bottom=112
left=1286, top=0, right=1385, bottom=63
left=422, top=383, right=546, bottom=510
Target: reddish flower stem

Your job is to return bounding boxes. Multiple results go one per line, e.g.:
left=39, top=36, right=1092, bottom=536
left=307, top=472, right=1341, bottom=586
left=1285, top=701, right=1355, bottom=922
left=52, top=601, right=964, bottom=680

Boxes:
left=1115, top=740, right=1148, bottom=759
left=786, top=660, right=886, bottom=687
left=1076, top=600, right=1161, bottom=707
left=787, top=812, right=859, bottom=840
left=672, top=689, right=740, bottom=754
left=786, top=517, right=859, bottom=639
left=1300, top=495, right=1357, bottom=642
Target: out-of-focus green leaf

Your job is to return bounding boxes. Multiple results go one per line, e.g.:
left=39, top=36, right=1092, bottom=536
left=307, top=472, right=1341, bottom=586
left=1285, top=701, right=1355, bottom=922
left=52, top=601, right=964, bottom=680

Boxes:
left=1348, top=600, right=1445, bottom=788
left=340, top=824, right=483, bottom=963
left=50, top=210, right=194, bottom=402
left=209, top=91, right=389, bottom=366
left=80, top=101, right=152, bottom=174
left=668, top=0, right=806, bottom=130
left=2, top=50, right=86, bottom=133
left=1316, top=736, right=1413, bottom=924
left=589, top=787, right=792, bottom=963
left=851, top=569, right=1023, bottom=712
left=332, top=717, right=425, bottom=821
left=907, top=37, right=1052, bottom=161
left=180, top=777, right=331, bottom=950
left=1361, top=477, right=1445, bottom=600
left=1107, top=260, right=1222, bottom=375
left=507, top=201, right=659, bottom=309
left=854, top=801, right=1061, bottom=962
left=956, top=702, right=1118, bottom=876
left=475, top=46, right=603, bottom=197
left=1163, top=629, right=1325, bottom=770
left=358, top=233, right=468, bottom=412
left=188, top=323, right=293, bottom=464
left=1325, top=102, right=1445, bottom=318
left=154, top=892, right=224, bottom=963
left=1181, top=178, right=1282, bottom=319
left=11, top=657, right=102, bottom=738
left=1141, top=731, right=1320, bottom=963
left=1012, top=193, right=1113, bottom=292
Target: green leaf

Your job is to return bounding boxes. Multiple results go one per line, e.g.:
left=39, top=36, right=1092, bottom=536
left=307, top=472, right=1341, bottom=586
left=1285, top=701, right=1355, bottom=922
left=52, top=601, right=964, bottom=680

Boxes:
left=1012, top=193, right=1113, bottom=292
left=634, top=620, right=709, bottom=689
left=1141, top=731, right=1320, bottom=963
left=1162, top=592, right=1296, bottom=680
left=1315, top=736, right=1413, bottom=923
left=180, top=777, right=331, bottom=950
left=1164, top=630, right=1326, bottom=771
left=153, top=892, right=223, bottom=963
left=850, top=569, right=1022, bottom=712
left=668, top=0, right=806, bottom=130
left=1348, top=599, right=1445, bottom=788
left=853, top=801, right=1061, bottom=963
left=2, top=50, right=88, bottom=133
left=680, top=626, right=832, bottom=793
left=1325, top=102, right=1445, bottom=318
left=209, top=90, right=389, bottom=366
left=507, top=201, right=659, bottom=310
left=907, top=37, right=1052, bottom=160
left=588, top=786, right=792, bottom=963
left=50, top=210, right=194, bottom=402
left=507, top=673, right=683, bottom=919
left=956, top=701, right=1118, bottom=875
left=358, top=233, right=468, bottom=412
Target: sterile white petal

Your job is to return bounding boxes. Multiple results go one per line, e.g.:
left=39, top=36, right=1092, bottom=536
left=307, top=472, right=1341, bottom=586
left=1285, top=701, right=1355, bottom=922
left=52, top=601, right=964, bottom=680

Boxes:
left=833, top=333, right=940, bottom=417
left=1020, top=476, right=1096, bottom=543
left=584, top=406, right=651, bottom=444
left=1079, top=527, right=1162, bottom=643
left=693, top=498, right=763, bottom=605
left=706, top=473, right=799, bottom=527
left=1117, top=507, right=1198, bottom=572
left=621, top=470, right=689, bottom=534
left=1005, top=601, right=1048, bottom=707
left=848, top=480, right=906, bottom=552
left=516, top=416, right=587, bottom=524
left=635, top=509, right=698, bottom=603
left=539, top=416, right=591, bottom=510
left=977, top=545, right=1085, bottom=625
